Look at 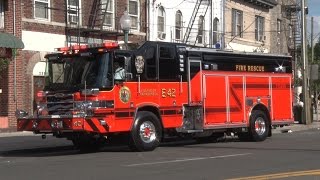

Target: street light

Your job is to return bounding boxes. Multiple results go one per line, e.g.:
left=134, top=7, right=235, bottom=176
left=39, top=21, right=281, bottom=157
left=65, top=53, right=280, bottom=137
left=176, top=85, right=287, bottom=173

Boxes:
left=120, top=10, right=131, bottom=50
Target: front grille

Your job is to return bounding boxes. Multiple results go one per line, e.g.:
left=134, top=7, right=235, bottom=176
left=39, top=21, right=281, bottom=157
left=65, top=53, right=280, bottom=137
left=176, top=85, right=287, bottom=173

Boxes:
left=46, top=93, right=74, bottom=115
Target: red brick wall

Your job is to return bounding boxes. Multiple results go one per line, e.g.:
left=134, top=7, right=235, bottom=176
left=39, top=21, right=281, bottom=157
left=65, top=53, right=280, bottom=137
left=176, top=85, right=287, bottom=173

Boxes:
left=0, top=0, right=23, bottom=130
left=0, top=68, right=9, bottom=116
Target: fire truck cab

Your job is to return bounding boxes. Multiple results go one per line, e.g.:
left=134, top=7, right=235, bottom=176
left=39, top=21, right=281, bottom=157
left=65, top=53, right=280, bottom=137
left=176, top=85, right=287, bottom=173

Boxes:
left=16, top=41, right=293, bottom=151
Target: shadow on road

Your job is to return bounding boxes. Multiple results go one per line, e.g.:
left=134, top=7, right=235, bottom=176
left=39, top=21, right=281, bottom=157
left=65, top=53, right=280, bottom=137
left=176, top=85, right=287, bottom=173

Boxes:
left=2, top=135, right=319, bottom=158
left=0, top=144, right=136, bottom=158
left=0, top=137, right=233, bottom=157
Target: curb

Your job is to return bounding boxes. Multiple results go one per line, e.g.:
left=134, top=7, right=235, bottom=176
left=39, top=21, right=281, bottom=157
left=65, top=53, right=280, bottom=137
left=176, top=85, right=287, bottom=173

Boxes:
left=273, top=121, right=320, bottom=134
left=0, top=131, right=34, bottom=138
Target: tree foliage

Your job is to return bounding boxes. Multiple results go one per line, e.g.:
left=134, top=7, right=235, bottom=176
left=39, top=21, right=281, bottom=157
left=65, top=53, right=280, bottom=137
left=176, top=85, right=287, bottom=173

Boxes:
left=309, top=38, right=320, bottom=100
left=0, top=58, right=9, bottom=79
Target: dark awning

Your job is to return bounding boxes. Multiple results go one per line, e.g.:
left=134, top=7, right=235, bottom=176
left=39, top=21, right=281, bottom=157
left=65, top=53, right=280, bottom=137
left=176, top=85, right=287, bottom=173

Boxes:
left=0, top=32, right=24, bottom=49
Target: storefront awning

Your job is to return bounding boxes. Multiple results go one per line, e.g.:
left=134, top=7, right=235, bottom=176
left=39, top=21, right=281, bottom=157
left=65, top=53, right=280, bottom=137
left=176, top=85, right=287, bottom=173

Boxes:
left=0, top=32, right=24, bottom=49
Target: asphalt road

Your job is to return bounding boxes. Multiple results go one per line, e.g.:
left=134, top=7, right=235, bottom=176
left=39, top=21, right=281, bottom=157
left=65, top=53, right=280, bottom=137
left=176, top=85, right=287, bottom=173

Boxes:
left=0, top=130, right=320, bottom=180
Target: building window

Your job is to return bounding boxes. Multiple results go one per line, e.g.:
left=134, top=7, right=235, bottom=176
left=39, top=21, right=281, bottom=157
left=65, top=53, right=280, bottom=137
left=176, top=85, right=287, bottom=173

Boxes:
left=159, top=45, right=177, bottom=81
left=232, top=9, right=243, bottom=37
left=213, top=17, right=219, bottom=44
left=255, top=16, right=265, bottom=41
left=198, top=16, right=204, bottom=44
left=102, top=0, right=114, bottom=28
left=289, top=24, right=293, bottom=45
left=34, top=0, right=49, bottom=20
left=157, top=6, right=165, bottom=39
left=175, top=11, right=183, bottom=41
left=277, top=19, right=281, bottom=44
left=289, top=24, right=293, bottom=39
left=128, top=0, right=139, bottom=30
left=0, top=0, right=4, bottom=29
left=67, top=0, right=80, bottom=25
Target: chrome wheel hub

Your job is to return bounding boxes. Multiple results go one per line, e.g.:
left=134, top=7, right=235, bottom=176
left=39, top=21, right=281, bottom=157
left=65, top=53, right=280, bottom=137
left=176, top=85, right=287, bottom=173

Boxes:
left=139, top=121, right=156, bottom=143
left=254, top=117, right=266, bottom=135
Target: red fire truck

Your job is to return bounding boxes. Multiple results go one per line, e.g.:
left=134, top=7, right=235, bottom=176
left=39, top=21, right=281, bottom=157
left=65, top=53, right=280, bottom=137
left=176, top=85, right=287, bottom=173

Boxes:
left=16, top=41, right=293, bottom=151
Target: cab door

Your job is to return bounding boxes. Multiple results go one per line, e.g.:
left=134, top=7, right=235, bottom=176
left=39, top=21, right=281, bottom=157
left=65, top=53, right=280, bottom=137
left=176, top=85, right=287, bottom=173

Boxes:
left=188, top=58, right=202, bottom=105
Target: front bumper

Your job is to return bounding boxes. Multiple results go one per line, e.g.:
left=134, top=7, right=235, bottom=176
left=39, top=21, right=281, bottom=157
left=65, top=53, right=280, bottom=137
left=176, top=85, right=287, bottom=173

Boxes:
left=17, top=115, right=109, bottom=134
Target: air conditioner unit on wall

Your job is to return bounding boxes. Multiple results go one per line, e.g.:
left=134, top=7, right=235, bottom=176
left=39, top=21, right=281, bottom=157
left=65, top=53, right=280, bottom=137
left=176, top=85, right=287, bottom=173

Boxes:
left=158, top=32, right=166, bottom=40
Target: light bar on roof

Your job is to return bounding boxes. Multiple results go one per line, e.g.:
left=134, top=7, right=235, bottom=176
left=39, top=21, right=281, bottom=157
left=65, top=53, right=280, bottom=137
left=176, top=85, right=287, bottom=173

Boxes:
left=72, top=44, right=88, bottom=50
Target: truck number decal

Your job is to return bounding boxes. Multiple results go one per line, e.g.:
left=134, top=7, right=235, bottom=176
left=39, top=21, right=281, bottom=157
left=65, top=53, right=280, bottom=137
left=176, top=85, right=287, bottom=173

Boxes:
left=161, top=88, right=176, bottom=98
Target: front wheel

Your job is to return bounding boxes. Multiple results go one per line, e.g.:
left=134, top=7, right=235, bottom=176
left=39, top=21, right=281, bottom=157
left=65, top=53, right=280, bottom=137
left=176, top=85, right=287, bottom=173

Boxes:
left=129, top=111, right=162, bottom=152
left=249, top=110, right=270, bottom=142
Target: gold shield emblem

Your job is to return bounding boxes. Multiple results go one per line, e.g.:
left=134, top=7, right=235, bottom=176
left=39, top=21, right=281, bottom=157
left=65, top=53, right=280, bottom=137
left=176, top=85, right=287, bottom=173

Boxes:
left=119, top=86, right=131, bottom=103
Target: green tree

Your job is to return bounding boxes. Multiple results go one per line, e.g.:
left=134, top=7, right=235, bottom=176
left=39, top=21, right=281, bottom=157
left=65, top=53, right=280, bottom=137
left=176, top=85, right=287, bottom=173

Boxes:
left=0, top=58, right=9, bottom=79
left=310, top=38, right=320, bottom=111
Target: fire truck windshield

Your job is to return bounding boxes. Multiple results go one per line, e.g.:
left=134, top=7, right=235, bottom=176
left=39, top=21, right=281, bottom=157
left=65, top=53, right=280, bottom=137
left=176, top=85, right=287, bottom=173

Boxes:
left=45, top=53, right=113, bottom=91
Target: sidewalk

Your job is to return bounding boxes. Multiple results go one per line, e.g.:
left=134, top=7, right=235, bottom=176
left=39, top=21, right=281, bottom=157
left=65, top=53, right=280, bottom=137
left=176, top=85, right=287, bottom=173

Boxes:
left=0, top=131, right=34, bottom=137
left=273, top=121, right=320, bottom=134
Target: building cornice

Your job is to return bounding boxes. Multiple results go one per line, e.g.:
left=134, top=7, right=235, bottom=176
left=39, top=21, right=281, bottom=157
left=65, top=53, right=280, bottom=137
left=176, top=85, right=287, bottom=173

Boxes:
left=243, top=0, right=277, bottom=9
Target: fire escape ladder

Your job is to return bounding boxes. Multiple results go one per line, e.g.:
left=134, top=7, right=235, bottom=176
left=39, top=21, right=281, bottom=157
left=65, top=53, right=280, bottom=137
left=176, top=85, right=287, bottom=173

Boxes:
left=66, top=1, right=81, bottom=47
left=292, top=13, right=301, bottom=52
left=183, top=0, right=203, bottom=43
left=88, top=0, right=111, bottom=30
left=286, top=0, right=302, bottom=96
left=289, top=2, right=302, bottom=63
left=99, top=0, right=111, bottom=31
left=193, top=2, right=210, bottom=45
left=88, top=0, right=101, bottom=29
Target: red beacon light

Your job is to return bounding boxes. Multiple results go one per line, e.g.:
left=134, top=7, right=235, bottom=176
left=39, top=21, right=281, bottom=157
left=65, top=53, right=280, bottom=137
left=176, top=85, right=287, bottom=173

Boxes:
left=56, top=47, right=70, bottom=52
left=55, top=47, right=71, bottom=54
left=71, top=44, right=88, bottom=51
left=36, top=91, right=47, bottom=103
left=87, top=42, right=119, bottom=51
left=103, top=42, right=119, bottom=49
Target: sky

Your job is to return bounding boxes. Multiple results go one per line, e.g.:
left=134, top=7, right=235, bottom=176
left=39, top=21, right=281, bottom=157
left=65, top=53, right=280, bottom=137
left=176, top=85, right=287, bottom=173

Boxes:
left=308, top=0, right=320, bottom=43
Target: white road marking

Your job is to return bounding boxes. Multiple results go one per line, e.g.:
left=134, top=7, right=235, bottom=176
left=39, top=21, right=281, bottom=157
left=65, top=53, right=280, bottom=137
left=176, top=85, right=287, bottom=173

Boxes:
left=125, top=153, right=251, bottom=167
left=0, top=160, right=11, bottom=164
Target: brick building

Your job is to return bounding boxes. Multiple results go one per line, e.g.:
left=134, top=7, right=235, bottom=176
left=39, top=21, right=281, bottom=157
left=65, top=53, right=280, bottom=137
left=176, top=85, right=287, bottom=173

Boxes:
left=0, top=0, right=146, bottom=131
left=0, top=0, right=24, bottom=130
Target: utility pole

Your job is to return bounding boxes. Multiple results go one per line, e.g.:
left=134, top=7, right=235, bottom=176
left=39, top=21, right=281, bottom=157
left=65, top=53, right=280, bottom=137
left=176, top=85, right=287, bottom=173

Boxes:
left=301, top=0, right=312, bottom=124
left=311, top=16, right=314, bottom=63
left=209, top=0, right=213, bottom=48
left=310, top=17, right=319, bottom=121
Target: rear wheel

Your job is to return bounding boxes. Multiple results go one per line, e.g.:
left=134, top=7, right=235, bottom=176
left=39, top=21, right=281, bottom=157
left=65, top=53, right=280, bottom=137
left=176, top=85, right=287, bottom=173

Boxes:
left=249, top=110, right=270, bottom=141
left=129, top=111, right=162, bottom=151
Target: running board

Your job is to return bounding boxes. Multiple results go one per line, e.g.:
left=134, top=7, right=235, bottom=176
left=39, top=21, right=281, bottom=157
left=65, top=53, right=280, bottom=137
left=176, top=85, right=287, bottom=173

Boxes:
left=176, top=129, right=204, bottom=133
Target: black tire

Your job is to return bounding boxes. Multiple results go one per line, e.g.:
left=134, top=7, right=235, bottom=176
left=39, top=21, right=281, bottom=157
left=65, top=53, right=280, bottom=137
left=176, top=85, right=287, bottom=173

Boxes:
left=249, top=110, right=270, bottom=142
left=129, top=111, right=162, bottom=152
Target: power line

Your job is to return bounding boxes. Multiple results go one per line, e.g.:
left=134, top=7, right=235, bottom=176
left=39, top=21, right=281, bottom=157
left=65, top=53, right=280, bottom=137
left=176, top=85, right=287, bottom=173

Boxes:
left=228, top=11, right=263, bottom=45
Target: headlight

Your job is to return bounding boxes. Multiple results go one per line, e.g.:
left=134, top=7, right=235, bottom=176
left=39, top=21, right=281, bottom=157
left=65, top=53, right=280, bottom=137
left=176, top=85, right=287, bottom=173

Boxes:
left=75, top=101, right=93, bottom=111
left=15, top=110, right=28, bottom=118
left=37, top=103, right=48, bottom=116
